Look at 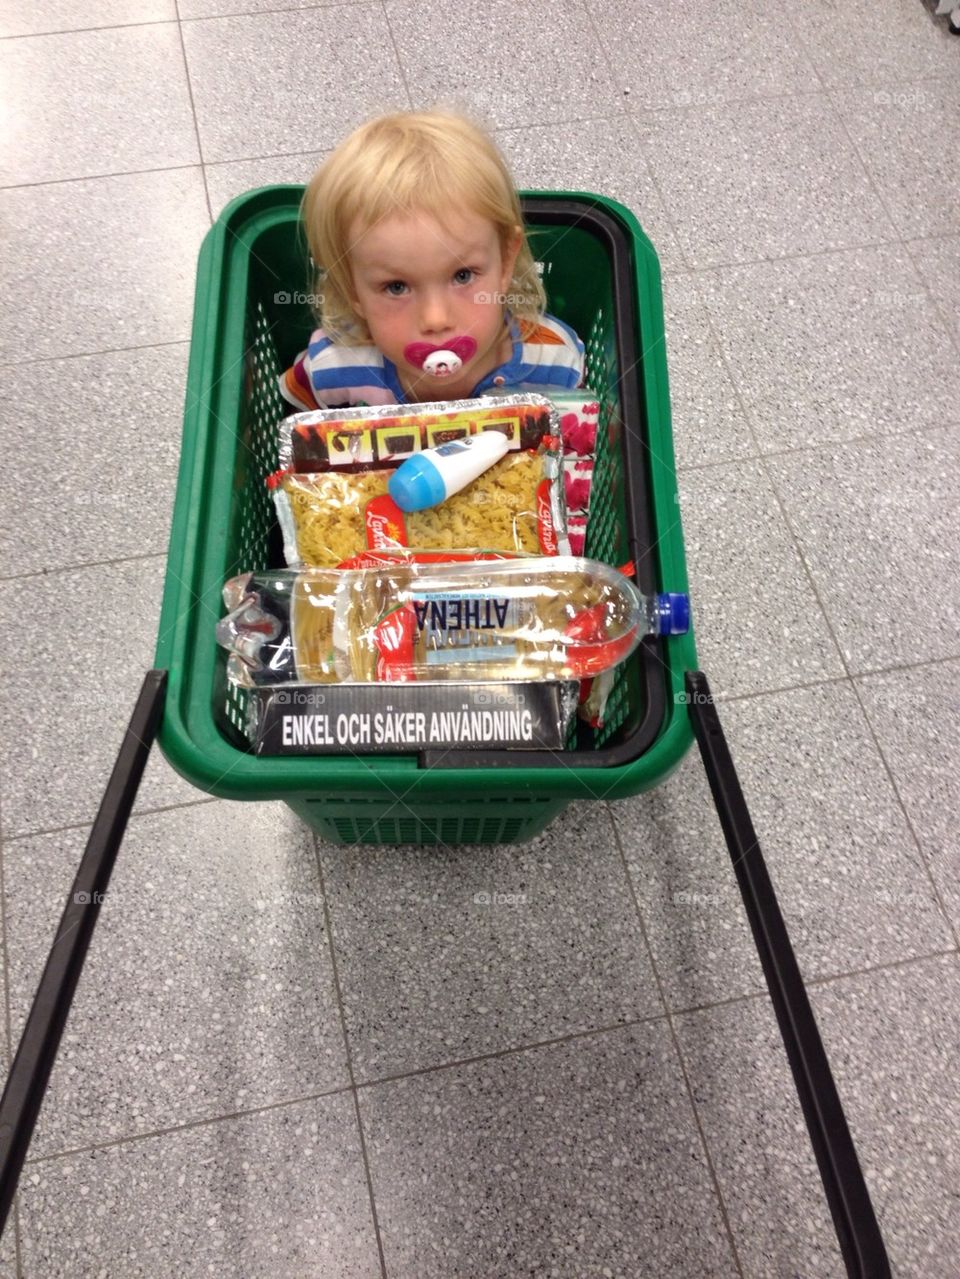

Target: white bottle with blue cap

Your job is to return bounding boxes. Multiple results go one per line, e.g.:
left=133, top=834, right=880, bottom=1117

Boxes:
left=389, top=431, right=510, bottom=512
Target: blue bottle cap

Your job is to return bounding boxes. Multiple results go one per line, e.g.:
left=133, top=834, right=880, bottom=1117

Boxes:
left=656, top=592, right=690, bottom=636
left=388, top=455, right=447, bottom=512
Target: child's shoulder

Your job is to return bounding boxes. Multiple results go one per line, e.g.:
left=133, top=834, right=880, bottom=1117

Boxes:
left=279, top=328, right=398, bottom=410
left=516, top=312, right=583, bottom=351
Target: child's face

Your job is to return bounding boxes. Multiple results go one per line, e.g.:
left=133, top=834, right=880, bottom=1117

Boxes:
left=347, top=207, right=522, bottom=401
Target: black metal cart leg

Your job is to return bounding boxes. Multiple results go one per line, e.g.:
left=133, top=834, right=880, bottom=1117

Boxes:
left=0, top=670, right=167, bottom=1235
left=685, top=670, right=890, bottom=1279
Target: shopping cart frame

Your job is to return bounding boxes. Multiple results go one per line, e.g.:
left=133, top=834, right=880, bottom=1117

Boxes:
left=0, top=668, right=890, bottom=1276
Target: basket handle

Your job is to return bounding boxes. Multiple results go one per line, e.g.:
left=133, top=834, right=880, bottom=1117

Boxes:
left=686, top=670, right=890, bottom=1279
left=0, top=670, right=167, bottom=1235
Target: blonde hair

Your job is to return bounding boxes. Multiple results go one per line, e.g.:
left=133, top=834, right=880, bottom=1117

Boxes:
left=300, top=109, right=547, bottom=345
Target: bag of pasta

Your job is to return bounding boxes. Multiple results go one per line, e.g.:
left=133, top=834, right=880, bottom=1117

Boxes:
left=270, top=436, right=569, bottom=569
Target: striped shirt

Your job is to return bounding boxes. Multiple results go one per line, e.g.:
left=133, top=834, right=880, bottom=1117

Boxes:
left=278, top=312, right=585, bottom=410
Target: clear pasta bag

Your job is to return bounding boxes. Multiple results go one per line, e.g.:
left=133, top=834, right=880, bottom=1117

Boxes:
left=217, top=555, right=689, bottom=688
left=270, top=439, right=568, bottom=569
left=269, top=396, right=568, bottom=569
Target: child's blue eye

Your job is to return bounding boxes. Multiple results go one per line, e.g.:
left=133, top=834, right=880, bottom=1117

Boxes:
left=453, top=268, right=475, bottom=285
left=383, top=281, right=408, bottom=296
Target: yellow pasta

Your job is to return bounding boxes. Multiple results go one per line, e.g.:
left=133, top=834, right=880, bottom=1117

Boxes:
left=281, top=451, right=546, bottom=568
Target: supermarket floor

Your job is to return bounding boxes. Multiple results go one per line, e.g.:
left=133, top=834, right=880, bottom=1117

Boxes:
left=2, top=2, right=959, bottom=1276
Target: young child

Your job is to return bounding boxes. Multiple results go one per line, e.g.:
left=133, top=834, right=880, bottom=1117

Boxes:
left=278, top=110, right=586, bottom=411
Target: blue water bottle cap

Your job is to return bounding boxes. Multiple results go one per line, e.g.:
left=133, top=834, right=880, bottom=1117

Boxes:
left=655, top=592, right=690, bottom=636
left=389, top=454, right=447, bottom=512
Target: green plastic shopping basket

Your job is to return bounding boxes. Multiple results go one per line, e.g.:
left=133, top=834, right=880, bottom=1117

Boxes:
left=154, top=187, right=698, bottom=845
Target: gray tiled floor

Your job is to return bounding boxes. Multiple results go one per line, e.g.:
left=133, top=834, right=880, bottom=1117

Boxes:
left=1, top=3, right=958, bottom=1276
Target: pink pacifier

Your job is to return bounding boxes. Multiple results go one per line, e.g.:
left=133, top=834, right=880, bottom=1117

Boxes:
left=404, top=335, right=478, bottom=377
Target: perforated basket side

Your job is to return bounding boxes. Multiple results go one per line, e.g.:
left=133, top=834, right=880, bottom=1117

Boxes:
left=223, top=299, right=286, bottom=735
left=581, top=303, right=633, bottom=746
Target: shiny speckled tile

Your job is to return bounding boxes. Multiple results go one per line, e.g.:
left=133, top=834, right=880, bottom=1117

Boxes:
left=832, top=78, right=960, bottom=240
left=17, top=1095, right=380, bottom=1277
left=0, top=168, right=210, bottom=364
left=696, top=246, right=960, bottom=452
left=494, top=116, right=683, bottom=274
left=360, top=1021, right=737, bottom=1278
left=385, top=0, right=621, bottom=129
left=181, top=6, right=409, bottom=164
left=792, top=0, right=960, bottom=88
left=204, top=150, right=328, bottom=220
left=584, top=0, right=822, bottom=109
left=768, top=426, right=960, bottom=673
left=4, top=802, right=347, bottom=1156
left=0, top=557, right=203, bottom=837
left=676, top=459, right=845, bottom=699
left=676, top=954, right=960, bottom=1279
left=316, top=802, right=662, bottom=1082
left=611, top=683, right=954, bottom=1012
left=0, top=345, right=188, bottom=576
left=908, top=233, right=960, bottom=351
left=856, top=661, right=960, bottom=940
left=663, top=273, right=754, bottom=468
left=637, top=94, right=896, bottom=269
left=0, top=24, right=198, bottom=186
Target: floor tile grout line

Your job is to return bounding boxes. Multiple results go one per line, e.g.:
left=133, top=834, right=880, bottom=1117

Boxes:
left=0, top=551, right=168, bottom=585
left=622, top=68, right=960, bottom=122
left=598, top=800, right=746, bottom=1276
left=174, top=0, right=214, bottom=226
left=753, top=436, right=960, bottom=949
left=308, top=831, right=388, bottom=1278
left=694, top=258, right=960, bottom=949
left=0, top=339, right=190, bottom=372
left=844, top=678, right=960, bottom=951
left=18, top=1010, right=679, bottom=1168
left=755, top=90, right=960, bottom=953
left=0, top=797, right=218, bottom=847
left=16, top=941, right=959, bottom=1170
left=667, top=945, right=960, bottom=1020
left=20, top=1082, right=357, bottom=1167
left=672, top=234, right=959, bottom=276
left=825, top=67, right=960, bottom=370
left=0, top=2, right=376, bottom=44
left=672, top=418, right=960, bottom=477
left=0, top=162, right=205, bottom=195
left=0, top=18, right=180, bottom=42
left=379, top=0, right=415, bottom=112
left=679, top=165, right=960, bottom=969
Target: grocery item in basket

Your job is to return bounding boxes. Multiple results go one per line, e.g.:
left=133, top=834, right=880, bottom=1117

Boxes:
left=389, top=431, right=510, bottom=511
left=482, top=389, right=599, bottom=554
left=217, top=556, right=689, bottom=688
left=271, top=439, right=568, bottom=568
left=277, top=395, right=558, bottom=472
